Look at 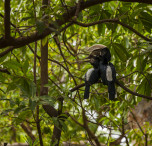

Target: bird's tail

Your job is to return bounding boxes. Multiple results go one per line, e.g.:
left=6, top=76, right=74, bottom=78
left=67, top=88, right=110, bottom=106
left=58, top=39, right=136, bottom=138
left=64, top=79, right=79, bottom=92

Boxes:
left=108, top=81, right=116, bottom=100
left=84, top=85, right=90, bottom=99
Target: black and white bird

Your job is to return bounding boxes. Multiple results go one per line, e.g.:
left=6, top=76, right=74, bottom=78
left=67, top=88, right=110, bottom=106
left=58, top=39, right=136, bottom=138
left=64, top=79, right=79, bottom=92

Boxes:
left=84, top=44, right=116, bottom=100
left=84, top=68, right=100, bottom=99
left=99, top=62, right=116, bottom=100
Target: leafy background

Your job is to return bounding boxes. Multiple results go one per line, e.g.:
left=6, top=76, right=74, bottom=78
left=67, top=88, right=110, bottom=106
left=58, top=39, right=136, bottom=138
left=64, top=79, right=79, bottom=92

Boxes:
left=0, top=0, right=152, bottom=145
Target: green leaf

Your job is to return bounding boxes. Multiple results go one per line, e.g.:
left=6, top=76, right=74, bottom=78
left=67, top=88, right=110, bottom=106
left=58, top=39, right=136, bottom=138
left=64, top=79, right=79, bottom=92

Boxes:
left=139, top=12, right=152, bottom=33
left=52, top=117, right=60, bottom=129
left=59, top=120, right=68, bottom=132
left=137, top=56, right=148, bottom=71
left=121, top=2, right=132, bottom=12
left=78, top=12, right=83, bottom=21
left=9, top=99, right=16, bottom=108
left=0, top=55, right=7, bottom=64
left=17, top=77, right=36, bottom=98
left=23, top=59, right=29, bottom=74
left=2, top=60, right=22, bottom=70
left=124, top=36, right=129, bottom=48
left=36, top=20, right=46, bottom=34
left=14, top=105, right=26, bottom=114
left=7, top=82, right=16, bottom=92
left=98, top=24, right=105, bottom=36
left=1, top=109, right=13, bottom=115
left=18, top=110, right=31, bottom=121
left=25, top=135, right=35, bottom=146
left=39, top=95, right=56, bottom=106
left=29, top=99, right=37, bottom=111
left=113, top=43, right=129, bottom=61
left=43, top=127, right=51, bottom=134
left=137, top=77, right=151, bottom=96
left=21, top=17, right=31, bottom=21
left=42, top=36, right=48, bottom=47
left=140, top=12, right=152, bottom=24
left=32, top=138, right=39, bottom=146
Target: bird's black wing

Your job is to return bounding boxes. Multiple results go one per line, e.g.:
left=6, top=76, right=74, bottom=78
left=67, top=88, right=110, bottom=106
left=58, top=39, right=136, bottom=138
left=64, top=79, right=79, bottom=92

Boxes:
left=99, top=62, right=107, bottom=85
left=107, top=63, right=116, bottom=100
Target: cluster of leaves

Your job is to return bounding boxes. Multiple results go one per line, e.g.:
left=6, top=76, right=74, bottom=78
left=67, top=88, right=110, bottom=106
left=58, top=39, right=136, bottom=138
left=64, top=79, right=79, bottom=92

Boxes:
left=0, top=0, right=152, bottom=145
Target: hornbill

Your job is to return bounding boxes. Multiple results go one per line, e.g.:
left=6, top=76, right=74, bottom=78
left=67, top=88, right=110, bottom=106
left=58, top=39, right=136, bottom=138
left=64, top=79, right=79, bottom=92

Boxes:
left=99, top=62, right=116, bottom=100
left=84, top=67, right=100, bottom=99
left=84, top=44, right=116, bottom=100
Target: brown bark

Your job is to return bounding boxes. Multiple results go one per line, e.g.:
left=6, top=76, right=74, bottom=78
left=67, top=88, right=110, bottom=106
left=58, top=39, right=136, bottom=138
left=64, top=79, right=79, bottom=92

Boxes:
left=39, top=28, right=48, bottom=146
left=11, top=126, right=17, bottom=142
left=40, top=40, right=48, bottom=96
left=4, top=0, right=11, bottom=39
left=39, top=0, right=49, bottom=145
left=40, top=30, right=58, bottom=118
left=40, top=0, right=63, bottom=145
left=51, top=126, right=62, bottom=146
left=33, top=39, right=43, bottom=146
left=51, top=97, right=63, bottom=146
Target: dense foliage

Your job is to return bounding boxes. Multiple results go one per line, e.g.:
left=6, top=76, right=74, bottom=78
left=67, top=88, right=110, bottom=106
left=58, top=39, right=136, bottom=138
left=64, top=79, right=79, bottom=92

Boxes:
left=0, top=0, right=152, bottom=145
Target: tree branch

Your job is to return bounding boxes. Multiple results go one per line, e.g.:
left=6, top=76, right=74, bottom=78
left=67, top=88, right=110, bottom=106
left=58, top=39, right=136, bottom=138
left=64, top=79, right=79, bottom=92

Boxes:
left=118, top=0, right=152, bottom=4
left=82, top=109, right=101, bottom=146
left=115, top=80, right=152, bottom=100
left=4, top=0, right=11, bottom=39
left=0, top=46, right=16, bottom=57
left=70, top=79, right=152, bottom=100
left=74, top=0, right=82, bottom=20
left=51, top=97, right=64, bottom=146
left=67, top=112, right=100, bottom=146
left=0, top=0, right=151, bottom=49
left=0, top=68, right=10, bottom=74
left=20, top=123, right=36, bottom=143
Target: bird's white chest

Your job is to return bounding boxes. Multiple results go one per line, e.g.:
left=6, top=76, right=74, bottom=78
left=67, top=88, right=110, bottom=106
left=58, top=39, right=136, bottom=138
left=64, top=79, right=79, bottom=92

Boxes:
left=86, top=68, right=94, bottom=81
left=106, top=65, right=113, bottom=81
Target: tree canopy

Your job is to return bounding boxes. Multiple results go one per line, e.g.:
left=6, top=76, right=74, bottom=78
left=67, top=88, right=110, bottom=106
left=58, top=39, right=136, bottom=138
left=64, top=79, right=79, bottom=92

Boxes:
left=0, top=0, right=152, bottom=145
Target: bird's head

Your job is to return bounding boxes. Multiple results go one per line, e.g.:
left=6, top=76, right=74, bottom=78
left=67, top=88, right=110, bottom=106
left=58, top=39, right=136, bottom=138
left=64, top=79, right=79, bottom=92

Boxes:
left=87, top=44, right=111, bottom=64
